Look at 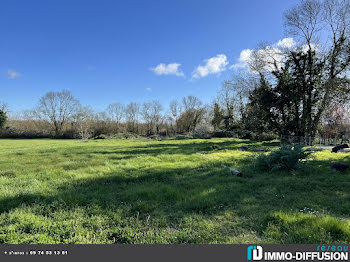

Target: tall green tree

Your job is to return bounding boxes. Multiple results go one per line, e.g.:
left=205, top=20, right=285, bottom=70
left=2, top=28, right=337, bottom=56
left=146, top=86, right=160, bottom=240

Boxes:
left=211, top=103, right=224, bottom=131
left=244, top=75, right=278, bottom=135
left=0, top=110, right=7, bottom=129
left=244, top=0, right=350, bottom=138
left=282, top=0, right=350, bottom=136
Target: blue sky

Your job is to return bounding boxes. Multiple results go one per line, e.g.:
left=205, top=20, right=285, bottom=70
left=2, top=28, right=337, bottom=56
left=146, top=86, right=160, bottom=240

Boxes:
left=0, top=0, right=299, bottom=112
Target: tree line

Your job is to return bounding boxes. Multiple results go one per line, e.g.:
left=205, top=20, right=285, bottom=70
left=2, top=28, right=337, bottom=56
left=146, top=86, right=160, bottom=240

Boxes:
left=0, top=92, right=212, bottom=139
left=1, top=0, right=350, bottom=141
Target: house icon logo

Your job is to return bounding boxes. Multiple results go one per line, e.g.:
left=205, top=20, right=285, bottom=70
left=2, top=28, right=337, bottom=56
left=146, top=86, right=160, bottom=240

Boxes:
left=247, top=246, right=263, bottom=260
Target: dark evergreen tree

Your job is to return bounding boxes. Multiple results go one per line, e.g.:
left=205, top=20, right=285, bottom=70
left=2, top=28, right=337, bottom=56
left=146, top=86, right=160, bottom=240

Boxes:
left=243, top=75, right=277, bottom=136
left=0, top=110, right=7, bottom=129
left=211, top=103, right=224, bottom=131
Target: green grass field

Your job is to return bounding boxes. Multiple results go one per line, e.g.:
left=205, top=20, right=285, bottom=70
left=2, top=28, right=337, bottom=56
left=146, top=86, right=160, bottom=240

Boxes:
left=0, top=138, right=349, bottom=244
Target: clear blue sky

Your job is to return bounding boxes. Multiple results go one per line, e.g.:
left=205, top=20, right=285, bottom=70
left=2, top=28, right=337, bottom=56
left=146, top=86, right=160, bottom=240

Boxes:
left=0, top=0, right=299, bottom=112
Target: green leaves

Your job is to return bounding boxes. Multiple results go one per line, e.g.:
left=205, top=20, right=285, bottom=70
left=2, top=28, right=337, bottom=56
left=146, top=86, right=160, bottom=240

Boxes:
left=0, top=110, right=7, bottom=130
left=255, top=145, right=311, bottom=172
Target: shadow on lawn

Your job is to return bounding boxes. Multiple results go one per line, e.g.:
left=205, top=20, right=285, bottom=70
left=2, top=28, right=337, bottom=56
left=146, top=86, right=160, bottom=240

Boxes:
left=0, top=164, right=243, bottom=215
left=1, top=137, right=350, bottom=243
left=77, top=139, right=277, bottom=157
left=1, top=155, right=350, bottom=239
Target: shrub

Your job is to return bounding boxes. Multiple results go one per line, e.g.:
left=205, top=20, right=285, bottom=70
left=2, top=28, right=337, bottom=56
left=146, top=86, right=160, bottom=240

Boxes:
left=0, top=126, right=51, bottom=138
left=255, top=145, right=311, bottom=172
left=124, top=132, right=141, bottom=139
left=122, top=132, right=140, bottom=139
left=212, top=131, right=238, bottom=138
left=111, top=132, right=141, bottom=140
left=148, top=135, right=162, bottom=141
left=175, top=134, right=193, bottom=140
left=192, top=125, right=213, bottom=139
left=258, top=132, right=278, bottom=141
left=93, top=134, right=108, bottom=140
left=58, top=129, right=77, bottom=139
left=111, top=133, right=126, bottom=139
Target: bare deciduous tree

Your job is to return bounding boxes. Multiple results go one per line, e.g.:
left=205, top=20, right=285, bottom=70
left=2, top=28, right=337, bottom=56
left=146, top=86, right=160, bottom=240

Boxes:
left=107, top=103, right=124, bottom=131
left=168, top=99, right=182, bottom=134
left=221, top=74, right=257, bottom=120
left=178, top=96, right=204, bottom=133
left=73, top=106, right=94, bottom=140
left=321, top=102, right=350, bottom=139
left=34, top=90, right=80, bottom=136
left=125, top=102, right=140, bottom=133
left=284, top=0, right=323, bottom=44
left=0, top=101, right=8, bottom=113
left=141, top=100, right=163, bottom=135
left=169, top=99, right=182, bottom=120
left=150, top=101, right=163, bottom=135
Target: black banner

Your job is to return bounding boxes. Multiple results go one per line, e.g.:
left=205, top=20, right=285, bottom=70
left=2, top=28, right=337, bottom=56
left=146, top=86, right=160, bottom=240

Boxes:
left=0, top=244, right=349, bottom=262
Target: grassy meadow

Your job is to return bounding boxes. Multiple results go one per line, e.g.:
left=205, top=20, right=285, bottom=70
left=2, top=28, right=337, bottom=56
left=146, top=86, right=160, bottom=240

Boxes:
left=0, top=137, right=349, bottom=244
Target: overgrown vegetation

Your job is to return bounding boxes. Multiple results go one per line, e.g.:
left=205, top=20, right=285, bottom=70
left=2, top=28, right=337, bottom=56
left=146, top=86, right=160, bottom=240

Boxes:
left=0, top=138, right=349, bottom=244
left=255, top=146, right=311, bottom=172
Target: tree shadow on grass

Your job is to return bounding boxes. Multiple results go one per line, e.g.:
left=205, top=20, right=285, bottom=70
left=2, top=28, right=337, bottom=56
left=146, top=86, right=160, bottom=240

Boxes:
left=1, top=155, right=350, bottom=243
left=75, top=139, right=277, bottom=158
